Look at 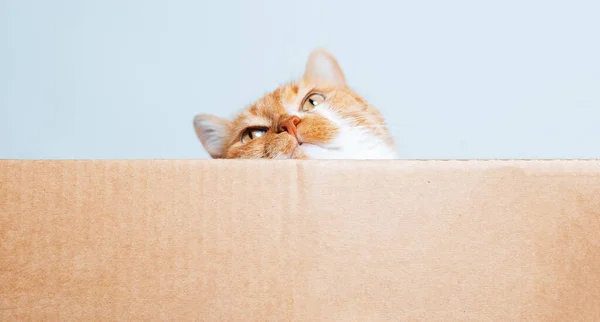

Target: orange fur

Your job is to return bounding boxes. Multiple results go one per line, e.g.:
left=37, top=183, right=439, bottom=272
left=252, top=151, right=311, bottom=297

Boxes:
left=194, top=49, right=395, bottom=159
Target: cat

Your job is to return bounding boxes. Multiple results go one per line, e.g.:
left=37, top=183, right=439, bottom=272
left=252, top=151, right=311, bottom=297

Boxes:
left=193, top=49, right=397, bottom=159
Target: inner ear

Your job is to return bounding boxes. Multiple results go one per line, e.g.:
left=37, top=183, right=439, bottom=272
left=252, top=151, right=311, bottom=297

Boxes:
left=193, top=114, right=231, bottom=158
left=303, top=48, right=347, bottom=87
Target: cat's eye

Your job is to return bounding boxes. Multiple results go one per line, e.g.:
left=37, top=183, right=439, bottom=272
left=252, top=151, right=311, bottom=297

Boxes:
left=241, top=128, right=267, bottom=144
left=301, top=93, right=325, bottom=112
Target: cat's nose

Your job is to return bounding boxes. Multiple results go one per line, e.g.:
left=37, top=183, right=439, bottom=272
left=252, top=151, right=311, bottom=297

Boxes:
left=278, top=115, right=301, bottom=141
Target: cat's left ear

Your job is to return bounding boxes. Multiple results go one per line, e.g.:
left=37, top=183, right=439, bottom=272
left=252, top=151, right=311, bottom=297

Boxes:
left=193, top=114, right=231, bottom=159
left=303, top=48, right=347, bottom=87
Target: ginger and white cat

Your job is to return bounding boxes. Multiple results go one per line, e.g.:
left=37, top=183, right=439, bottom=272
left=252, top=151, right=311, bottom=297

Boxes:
left=194, top=49, right=397, bottom=159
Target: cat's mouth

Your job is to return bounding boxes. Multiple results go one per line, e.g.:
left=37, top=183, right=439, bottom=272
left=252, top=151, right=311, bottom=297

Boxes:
left=296, top=134, right=339, bottom=150
left=291, top=142, right=342, bottom=159
left=300, top=142, right=340, bottom=150
left=288, top=132, right=342, bottom=158
left=297, top=138, right=341, bottom=150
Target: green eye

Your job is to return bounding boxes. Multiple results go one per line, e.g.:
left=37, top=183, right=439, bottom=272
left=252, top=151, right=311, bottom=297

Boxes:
left=241, top=128, right=266, bottom=143
left=301, top=93, right=325, bottom=112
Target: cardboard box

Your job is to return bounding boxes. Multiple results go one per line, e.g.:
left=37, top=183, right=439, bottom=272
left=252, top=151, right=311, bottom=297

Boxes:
left=1, top=160, right=599, bottom=321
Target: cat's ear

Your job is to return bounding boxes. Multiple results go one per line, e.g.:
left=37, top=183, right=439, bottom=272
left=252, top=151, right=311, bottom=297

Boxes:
left=193, top=114, right=231, bottom=158
left=303, top=48, right=347, bottom=87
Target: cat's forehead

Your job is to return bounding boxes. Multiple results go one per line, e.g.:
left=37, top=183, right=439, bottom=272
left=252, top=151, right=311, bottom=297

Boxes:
left=234, top=83, right=306, bottom=124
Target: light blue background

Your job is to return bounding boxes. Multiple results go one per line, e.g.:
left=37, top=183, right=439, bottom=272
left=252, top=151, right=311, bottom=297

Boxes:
left=1, top=0, right=599, bottom=159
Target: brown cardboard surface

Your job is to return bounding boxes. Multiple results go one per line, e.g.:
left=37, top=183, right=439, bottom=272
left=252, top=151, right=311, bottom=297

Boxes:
left=1, top=160, right=600, bottom=321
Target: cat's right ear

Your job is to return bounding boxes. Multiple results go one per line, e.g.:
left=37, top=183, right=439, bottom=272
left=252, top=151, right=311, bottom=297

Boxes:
left=303, top=48, right=347, bottom=87
left=193, top=114, right=231, bottom=159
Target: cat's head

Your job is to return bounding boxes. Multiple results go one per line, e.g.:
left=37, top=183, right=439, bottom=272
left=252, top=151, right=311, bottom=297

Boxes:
left=194, top=49, right=396, bottom=159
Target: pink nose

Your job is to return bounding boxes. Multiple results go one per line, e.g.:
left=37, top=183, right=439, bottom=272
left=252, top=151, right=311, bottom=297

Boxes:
left=278, top=116, right=301, bottom=142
